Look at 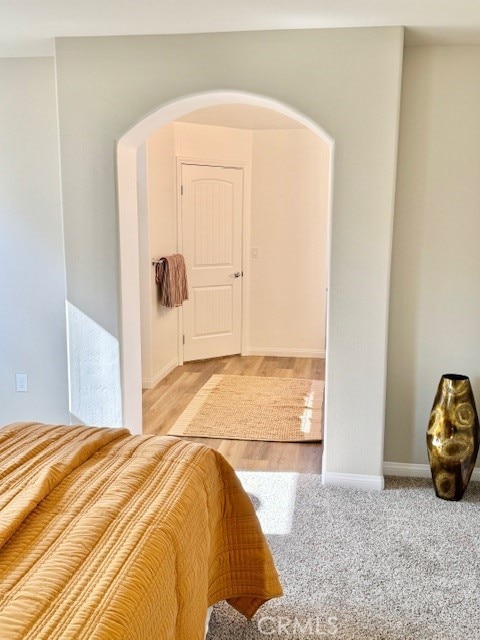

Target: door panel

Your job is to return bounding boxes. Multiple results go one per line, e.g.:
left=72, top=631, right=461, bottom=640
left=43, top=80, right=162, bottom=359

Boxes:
left=193, top=286, right=233, bottom=336
left=181, top=164, right=243, bottom=361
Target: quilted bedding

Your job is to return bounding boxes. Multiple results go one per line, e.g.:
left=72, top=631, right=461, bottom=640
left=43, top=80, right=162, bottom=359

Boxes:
left=0, top=422, right=282, bottom=639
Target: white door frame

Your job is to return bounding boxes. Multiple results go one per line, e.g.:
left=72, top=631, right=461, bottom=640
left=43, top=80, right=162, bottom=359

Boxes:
left=116, top=91, right=334, bottom=443
left=176, top=156, right=250, bottom=365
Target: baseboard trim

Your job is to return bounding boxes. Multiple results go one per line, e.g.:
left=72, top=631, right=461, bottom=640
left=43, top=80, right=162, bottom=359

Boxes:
left=244, top=347, right=326, bottom=358
left=383, top=461, right=480, bottom=482
left=142, top=357, right=178, bottom=390
left=322, top=471, right=385, bottom=491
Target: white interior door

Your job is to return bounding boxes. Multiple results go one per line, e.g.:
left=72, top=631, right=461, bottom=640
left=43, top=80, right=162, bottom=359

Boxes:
left=180, top=163, right=244, bottom=362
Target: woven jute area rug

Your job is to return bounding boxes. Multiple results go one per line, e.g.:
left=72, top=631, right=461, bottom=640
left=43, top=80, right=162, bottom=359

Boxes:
left=167, top=374, right=324, bottom=442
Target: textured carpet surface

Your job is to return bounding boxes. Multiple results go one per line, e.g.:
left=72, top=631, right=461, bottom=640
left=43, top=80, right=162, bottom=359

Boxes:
left=168, top=375, right=323, bottom=441
left=207, top=474, right=480, bottom=639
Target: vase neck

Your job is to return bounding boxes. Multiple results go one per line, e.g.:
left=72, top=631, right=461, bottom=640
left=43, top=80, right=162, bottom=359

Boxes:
left=441, top=375, right=470, bottom=396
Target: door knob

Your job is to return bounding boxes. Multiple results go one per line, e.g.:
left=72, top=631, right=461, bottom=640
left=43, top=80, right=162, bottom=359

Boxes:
left=233, top=271, right=242, bottom=278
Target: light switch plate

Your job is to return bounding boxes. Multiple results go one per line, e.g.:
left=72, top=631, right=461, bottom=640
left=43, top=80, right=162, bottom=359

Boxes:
left=16, top=373, right=28, bottom=392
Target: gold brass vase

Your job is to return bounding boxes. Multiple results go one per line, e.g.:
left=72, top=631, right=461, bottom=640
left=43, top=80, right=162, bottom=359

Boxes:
left=427, top=374, right=479, bottom=501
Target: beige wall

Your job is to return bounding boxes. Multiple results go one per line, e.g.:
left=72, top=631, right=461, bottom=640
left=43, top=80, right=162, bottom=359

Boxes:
left=55, top=28, right=404, bottom=482
left=138, top=143, right=152, bottom=384
left=0, top=58, right=69, bottom=425
left=250, top=128, right=328, bottom=355
left=175, top=121, right=252, bottom=161
left=142, top=124, right=178, bottom=386
left=386, top=45, right=480, bottom=467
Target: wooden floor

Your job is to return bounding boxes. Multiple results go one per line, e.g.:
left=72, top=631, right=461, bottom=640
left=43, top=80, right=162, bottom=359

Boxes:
left=142, top=355, right=324, bottom=474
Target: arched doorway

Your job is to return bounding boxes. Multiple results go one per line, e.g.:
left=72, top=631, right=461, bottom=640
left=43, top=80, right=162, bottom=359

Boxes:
left=116, top=91, right=334, bottom=471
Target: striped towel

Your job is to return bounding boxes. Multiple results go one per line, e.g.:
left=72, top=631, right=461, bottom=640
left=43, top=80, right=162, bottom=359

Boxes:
left=155, top=254, right=189, bottom=308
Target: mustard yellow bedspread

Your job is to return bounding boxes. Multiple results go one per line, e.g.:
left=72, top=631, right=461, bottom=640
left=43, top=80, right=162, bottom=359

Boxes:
left=0, top=423, right=282, bottom=639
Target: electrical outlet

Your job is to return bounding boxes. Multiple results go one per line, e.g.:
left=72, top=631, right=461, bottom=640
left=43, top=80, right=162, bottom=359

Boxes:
left=16, top=373, right=28, bottom=393
left=252, top=247, right=259, bottom=258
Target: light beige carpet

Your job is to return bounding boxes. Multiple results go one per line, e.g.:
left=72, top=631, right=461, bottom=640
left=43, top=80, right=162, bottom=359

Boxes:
left=208, top=476, right=480, bottom=640
left=167, top=374, right=324, bottom=442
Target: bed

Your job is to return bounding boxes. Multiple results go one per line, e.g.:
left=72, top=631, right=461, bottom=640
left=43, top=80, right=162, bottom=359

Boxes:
left=0, top=422, right=282, bottom=639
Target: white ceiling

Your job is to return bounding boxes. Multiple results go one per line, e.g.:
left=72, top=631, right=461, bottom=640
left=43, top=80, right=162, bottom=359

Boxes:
left=2, top=0, right=480, bottom=57
left=176, top=105, right=306, bottom=130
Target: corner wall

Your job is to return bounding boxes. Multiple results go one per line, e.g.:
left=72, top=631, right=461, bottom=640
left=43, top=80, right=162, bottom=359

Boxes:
left=386, top=45, right=480, bottom=469
left=141, top=124, right=178, bottom=387
left=0, top=58, right=69, bottom=425
left=249, top=128, right=328, bottom=357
